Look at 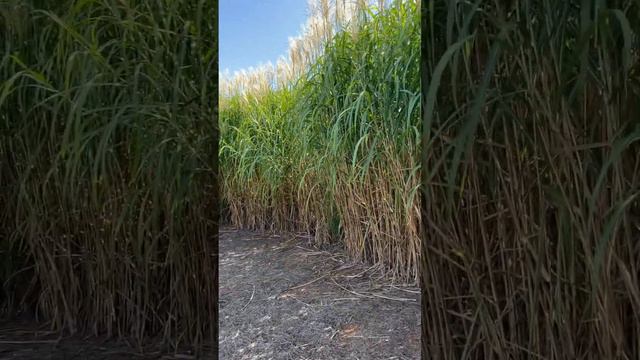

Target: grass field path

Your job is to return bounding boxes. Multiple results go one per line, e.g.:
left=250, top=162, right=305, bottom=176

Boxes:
left=219, top=228, right=420, bottom=360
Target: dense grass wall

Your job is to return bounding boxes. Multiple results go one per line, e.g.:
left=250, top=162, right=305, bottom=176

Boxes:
left=422, top=1, right=640, bottom=358
left=220, top=0, right=421, bottom=282
left=0, top=0, right=217, bottom=350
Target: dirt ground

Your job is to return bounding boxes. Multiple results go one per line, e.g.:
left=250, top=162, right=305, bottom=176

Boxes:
left=219, top=227, right=421, bottom=360
left=0, top=319, right=213, bottom=359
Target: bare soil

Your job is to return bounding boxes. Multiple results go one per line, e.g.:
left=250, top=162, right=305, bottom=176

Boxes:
left=219, top=227, right=420, bottom=360
left=0, top=319, right=214, bottom=359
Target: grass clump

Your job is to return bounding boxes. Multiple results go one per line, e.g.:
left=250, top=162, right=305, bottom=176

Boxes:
left=220, top=0, right=421, bottom=282
left=0, top=0, right=217, bottom=351
left=421, top=0, right=640, bottom=358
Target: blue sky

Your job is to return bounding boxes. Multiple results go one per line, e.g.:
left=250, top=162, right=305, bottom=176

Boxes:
left=220, top=0, right=309, bottom=75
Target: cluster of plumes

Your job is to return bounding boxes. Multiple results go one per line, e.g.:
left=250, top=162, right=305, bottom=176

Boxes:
left=219, top=0, right=391, bottom=101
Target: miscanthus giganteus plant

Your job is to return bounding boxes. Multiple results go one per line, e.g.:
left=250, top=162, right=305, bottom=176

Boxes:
left=421, top=0, right=640, bottom=358
left=220, top=0, right=421, bottom=282
left=0, top=0, right=217, bottom=352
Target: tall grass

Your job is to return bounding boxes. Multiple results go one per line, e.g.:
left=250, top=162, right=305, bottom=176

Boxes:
left=421, top=0, right=640, bottom=358
left=0, top=0, right=217, bottom=351
left=220, top=0, right=421, bottom=282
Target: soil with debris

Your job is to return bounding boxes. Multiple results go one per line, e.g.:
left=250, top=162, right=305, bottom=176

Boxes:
left=219, top=227, right=421, bottom=360
left=0, top=318, right=214, bottom=359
